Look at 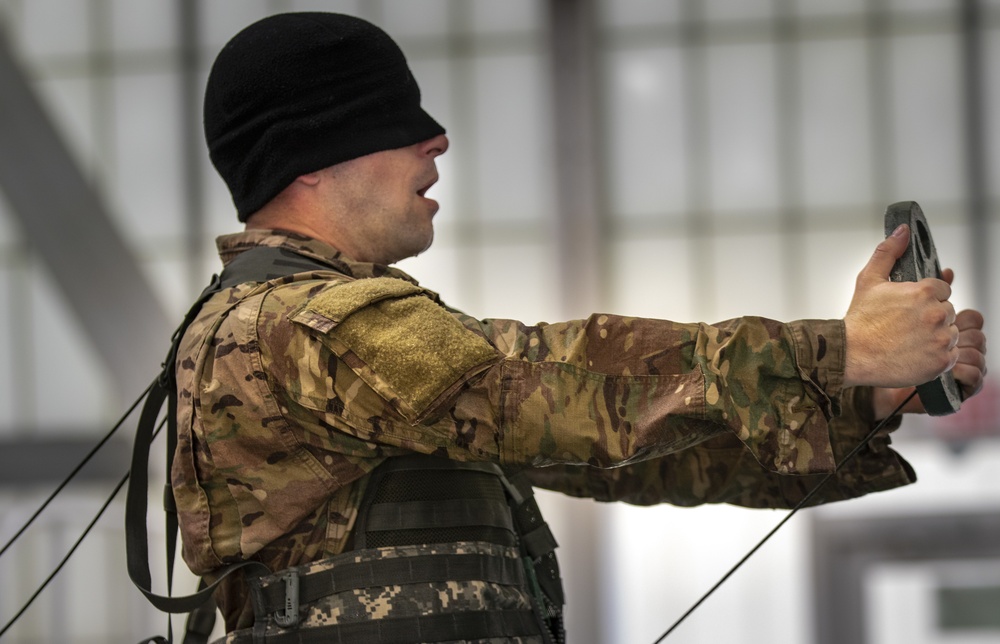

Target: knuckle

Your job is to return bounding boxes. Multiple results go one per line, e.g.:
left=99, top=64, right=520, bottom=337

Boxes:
left=924, top=307, right=949, bottom=327
left=932, top=330, right=953, bottom=353
left=916, top=280, right=938, bottom=298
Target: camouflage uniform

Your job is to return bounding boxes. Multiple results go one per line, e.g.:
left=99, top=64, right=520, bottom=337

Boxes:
left=172, top=229, right=916, bottom=634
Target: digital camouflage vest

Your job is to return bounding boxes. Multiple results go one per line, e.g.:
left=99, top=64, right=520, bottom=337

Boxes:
left=224, top=456, right=564, bottom=643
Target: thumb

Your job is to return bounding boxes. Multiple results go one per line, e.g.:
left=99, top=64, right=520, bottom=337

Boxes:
left=858, top=224, right=909, bottom=287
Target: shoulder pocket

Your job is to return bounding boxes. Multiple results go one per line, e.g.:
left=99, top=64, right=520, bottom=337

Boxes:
left=290, top=277, right=498, bottom=422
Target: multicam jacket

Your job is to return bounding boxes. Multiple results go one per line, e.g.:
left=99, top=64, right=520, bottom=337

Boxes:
left=172, top=229, right=916, bottom=631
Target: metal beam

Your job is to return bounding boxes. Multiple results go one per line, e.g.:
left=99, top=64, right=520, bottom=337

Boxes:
left=546, top=2, right=606, bottom=643
left=0, top=27, right=172, bottom=398
left=178, top=0, right=206, bottom=294
left=960, top=0, right=991, bottom=321
left=0, top=436, right=130, bottom=485
left=548, top=0, right=607, bottom=315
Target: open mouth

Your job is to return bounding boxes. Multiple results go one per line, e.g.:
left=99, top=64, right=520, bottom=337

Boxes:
left=417, top=176, right=438, bottom=198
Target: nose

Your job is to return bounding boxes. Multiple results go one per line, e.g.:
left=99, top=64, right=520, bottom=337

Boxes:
left=421, top=133, right=449, bottom=158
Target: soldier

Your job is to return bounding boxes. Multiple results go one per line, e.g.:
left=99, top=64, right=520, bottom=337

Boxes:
left=169, top=11, right=987, bottom=643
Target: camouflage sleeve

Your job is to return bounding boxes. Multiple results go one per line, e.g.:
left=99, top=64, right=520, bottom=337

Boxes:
left=465, top=313, right=847, bottom=475
left=276, top=279, right=859, bottom=482
left=522, top=386, right=915, bottom=509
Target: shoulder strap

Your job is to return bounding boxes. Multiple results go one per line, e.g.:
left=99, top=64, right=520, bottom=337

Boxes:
left=125, top=247, right=340, bottom=640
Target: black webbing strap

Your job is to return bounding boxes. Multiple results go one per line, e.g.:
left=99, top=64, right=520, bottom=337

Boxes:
left=364, top=498, right=515, bottom=533
left=499, top=469, right=564, bottom=643
left=229, top=609, right=541, bottom=644
left=181, top=578, right=219, bottom=644
left=125, top=247, right=340, bottom=637
left=125, top=352, right=270, bottom=617
left=253, top=552, right=526, bottom=614
left=506, top=471, right=564, bottom=607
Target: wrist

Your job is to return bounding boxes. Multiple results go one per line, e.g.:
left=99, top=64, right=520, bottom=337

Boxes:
left=843, top=316, right=872, bottom=388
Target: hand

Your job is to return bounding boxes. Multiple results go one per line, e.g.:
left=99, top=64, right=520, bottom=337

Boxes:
left=843, top=224, right=960, bottom=389
left=870, top=291, right=988, bottom=419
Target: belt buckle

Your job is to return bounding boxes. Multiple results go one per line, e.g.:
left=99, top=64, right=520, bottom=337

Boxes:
left=272, top=569, right=300, bottom=627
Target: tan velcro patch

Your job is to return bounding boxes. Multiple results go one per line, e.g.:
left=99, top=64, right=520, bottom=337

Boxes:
left=302, top=278, right=498, bottom=421
left=309, top=277, right=425, bottom=323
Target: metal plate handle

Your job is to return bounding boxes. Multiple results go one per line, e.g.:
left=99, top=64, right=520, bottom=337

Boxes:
left=883, top=201, right=962, bottom=416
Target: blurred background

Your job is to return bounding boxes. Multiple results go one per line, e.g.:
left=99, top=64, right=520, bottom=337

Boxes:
left=0, top=0, right=998, bottom=642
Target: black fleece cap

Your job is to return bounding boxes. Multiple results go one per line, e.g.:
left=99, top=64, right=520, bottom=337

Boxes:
left=204, top=12, right=446, bottom=221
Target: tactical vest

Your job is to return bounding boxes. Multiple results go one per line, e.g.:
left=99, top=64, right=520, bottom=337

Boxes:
left=127, top=246, right=564, bottom=644
left=229, top=456, right=565, bottom=644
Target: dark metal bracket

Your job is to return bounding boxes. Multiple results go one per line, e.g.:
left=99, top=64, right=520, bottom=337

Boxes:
left=883, top=201, right=963, bottom=416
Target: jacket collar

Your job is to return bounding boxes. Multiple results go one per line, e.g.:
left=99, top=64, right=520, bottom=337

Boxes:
left=216, top=229, right=421, bottom=284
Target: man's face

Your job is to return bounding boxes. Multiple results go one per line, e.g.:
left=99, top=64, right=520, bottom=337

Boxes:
left=323, top=134, right=449, bottom=265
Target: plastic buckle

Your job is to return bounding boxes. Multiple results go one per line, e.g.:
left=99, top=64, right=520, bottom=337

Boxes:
left=272, top=569, right=300, bottom=628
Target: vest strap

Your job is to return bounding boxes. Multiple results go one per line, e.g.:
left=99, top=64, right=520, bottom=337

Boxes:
left=230, top=609, right=541, bottom=644
left=253, top=551, right=526, bottom=615
left=520, top=522, right=557, bottom=560
left=127, top=247, right=339, bottom=642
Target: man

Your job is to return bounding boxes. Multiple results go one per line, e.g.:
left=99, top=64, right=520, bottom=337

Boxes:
left=171, top=12, right=987, bottom=643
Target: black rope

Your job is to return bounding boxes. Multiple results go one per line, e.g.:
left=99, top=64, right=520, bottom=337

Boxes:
left=651, top=389, right=918, bottom=643
left=0, top=416, right=167, bottom=639
left=0, top=380, right=154, bottom=560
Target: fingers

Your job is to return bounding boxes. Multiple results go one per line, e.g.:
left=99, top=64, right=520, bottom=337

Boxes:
left=957, top=328, right=987, bottom=355
left=944, top=300, right=957, bottom=326
left=956, top=308, right=985, bottom=333
left=953, top=308, right=986, bottom=359
left=952, top=309, right=988, bottom=398
left=920, top=277, right=953, bottom=303
left=952, top=357, right=986, bottom=398
left=858, top=224, right=910, bottom=287
left=954, top=344, right=987, bottom=371
left=948, top=324, right=961, bottom=352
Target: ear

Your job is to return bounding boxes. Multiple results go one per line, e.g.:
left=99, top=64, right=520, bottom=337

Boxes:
left=295, top=171, right=322, bottom=187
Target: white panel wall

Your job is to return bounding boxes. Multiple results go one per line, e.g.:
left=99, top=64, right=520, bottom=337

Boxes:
left=0, top=1, right=997, bottom=643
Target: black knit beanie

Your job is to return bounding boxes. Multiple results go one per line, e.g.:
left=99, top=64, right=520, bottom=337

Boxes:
left=204, top=12, right=446, bottom=221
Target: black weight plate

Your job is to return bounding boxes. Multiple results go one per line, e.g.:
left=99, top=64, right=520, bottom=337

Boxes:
left=883, top=201, right=962, bottom=416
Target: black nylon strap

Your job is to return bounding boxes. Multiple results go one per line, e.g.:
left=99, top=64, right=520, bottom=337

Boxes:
left=125, top=377, right=270, bottom=614
left=507, top=481, right=564, bottom=609
left=181, top=578, right=218, bottom=644
left=164, top=383, right=179, bottom=603
left=255, top=552, right=526, bottom=613
left=365, top=498, right=516, bottom=533
left=230, top=609, right=541, bottom=644
left=520, top=522, right=557, bottom=560
left=534, top=552, right=564, bottom=607
left=126, top=247, right=338, bottom=622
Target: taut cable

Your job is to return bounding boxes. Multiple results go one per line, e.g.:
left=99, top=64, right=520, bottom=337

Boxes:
left=0, top=380, right=154, bottom=560
left=651, top=389, right=918, bottom=643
